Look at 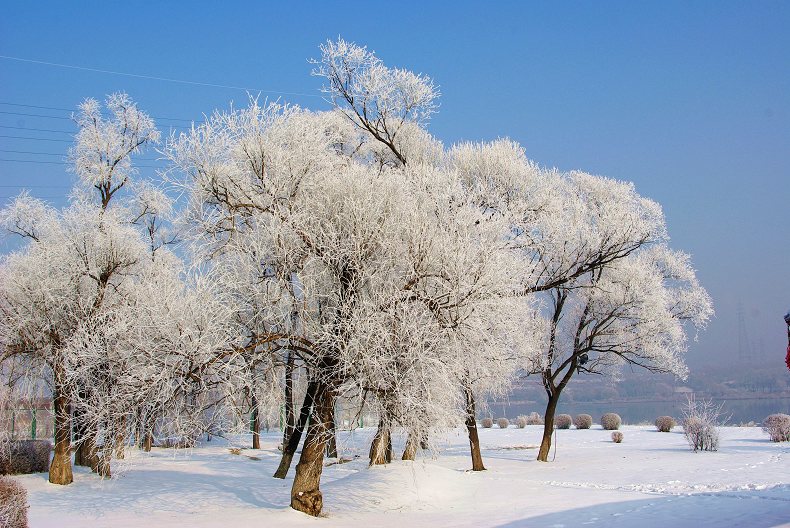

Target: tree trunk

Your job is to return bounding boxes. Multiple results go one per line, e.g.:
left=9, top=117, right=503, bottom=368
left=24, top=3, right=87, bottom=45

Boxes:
left=251, top=393, right=261, bottom=450
left=282, top=352, right=296, bottom=450
left=369, top=412, right=392, bottom=465
left=77, top=432, right=100, bottom=471
left=325, top=391, right=338, bottom=459
left=537, top=391, right=560, bottom=462
left=464, top=387, right=486, bottom=471
left=73, top=396, right=90, bottom=467
left=115, top=415, right=126, bottom=459
left=290, top=383, right=331, bottom=517
left=274, top=380, right=318, bottom=479
left=143, top=431, right=153, bottom=452
left=402, top=431, right=417, bottom=461
left=48, top=365, right=73, bottom=485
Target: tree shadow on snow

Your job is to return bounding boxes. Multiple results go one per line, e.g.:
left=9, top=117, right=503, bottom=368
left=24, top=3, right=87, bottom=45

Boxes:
left=494, top=491, right=790, bottom=528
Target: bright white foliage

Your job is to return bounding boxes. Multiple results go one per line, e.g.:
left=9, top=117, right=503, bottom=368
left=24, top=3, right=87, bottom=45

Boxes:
left=0, top=41, right=713, bottom=499
left=69, top=93, right=160, bottom=202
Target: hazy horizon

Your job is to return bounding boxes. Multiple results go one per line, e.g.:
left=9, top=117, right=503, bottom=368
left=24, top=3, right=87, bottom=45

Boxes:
left=2, top=1, right=788, bottom=374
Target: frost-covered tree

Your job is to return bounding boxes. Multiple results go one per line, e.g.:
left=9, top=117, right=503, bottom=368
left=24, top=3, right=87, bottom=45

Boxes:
left=166, top=39, right=537, bottom=512
left=525, top=189, right=713, bottom=460
left=0, top=94, right=230, bottom=484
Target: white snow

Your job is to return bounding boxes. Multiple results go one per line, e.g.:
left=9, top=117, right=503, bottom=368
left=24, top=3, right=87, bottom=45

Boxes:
left=14, top=425, right=790, bottom=527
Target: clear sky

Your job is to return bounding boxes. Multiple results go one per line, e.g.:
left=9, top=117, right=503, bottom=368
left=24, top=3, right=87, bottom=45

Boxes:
left=1, top=1, right=788, bottom=371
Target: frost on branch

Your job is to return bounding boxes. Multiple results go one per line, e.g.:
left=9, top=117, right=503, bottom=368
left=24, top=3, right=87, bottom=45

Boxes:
left=312, top=38, right=439, bottom=165
left=69, top=92, right=160, bottom=208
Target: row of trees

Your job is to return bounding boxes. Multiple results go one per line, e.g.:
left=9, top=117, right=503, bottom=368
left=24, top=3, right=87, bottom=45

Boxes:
left=0, top=39, right=712, bottom=517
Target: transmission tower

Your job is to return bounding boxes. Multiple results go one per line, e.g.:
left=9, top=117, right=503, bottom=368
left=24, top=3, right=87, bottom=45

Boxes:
left=737, top=302, right=752, bottom=362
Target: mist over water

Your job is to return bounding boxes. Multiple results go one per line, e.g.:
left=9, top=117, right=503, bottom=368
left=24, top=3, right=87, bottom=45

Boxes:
left=486, top=397, right=790, bottom=425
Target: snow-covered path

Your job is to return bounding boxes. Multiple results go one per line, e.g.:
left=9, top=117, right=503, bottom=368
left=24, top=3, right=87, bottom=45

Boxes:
left=15, top=425, right=790, bottom=527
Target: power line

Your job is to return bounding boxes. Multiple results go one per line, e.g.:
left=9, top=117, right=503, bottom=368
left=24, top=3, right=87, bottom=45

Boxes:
left=0, top=108, right=192, bottom=129
left=0, top=149, right=64, bottom=156
left=0, top=196, right=65, bottom=200
left=0, top=125, right=73, bottom=134
left=0, top=158, right=165, bottom=168
left=0, top=110, right=71, bottom=121
left=0, top=135, right=72, bottom=143
left=0, top=55, right=322, bottom=98
left=0, top=185, right=70, bottom=188
left=0, top=159, right=65, bottom=165
left=1, top=101, right=195, bottom=123
left=0, top=149, right=162, bottom=162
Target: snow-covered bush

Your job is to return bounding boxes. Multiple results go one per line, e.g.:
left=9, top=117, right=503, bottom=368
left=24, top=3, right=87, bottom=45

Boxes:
left=0, top=476, right=28, bottom=527
left=497, top=418, right=510, bottom=429
left=682, top=398, right=722, bottom=452
left=516, top=416, right=528, bottom=428
left=481, top=418, right=493, bottom=428
left=601, top=413, right=621, bottom=430
left=555, top=414, right=572, bottom=429
left=573, top=414, right=592, bottom=429
left=0, top=440, right=51, bottom=475
left=762, top=414, right=790, bottom=442
left=525, top=412, right=544, bottom=425
left=611, top=431, right=623, bottom=443
left=655, top=416, right=676, bottom=432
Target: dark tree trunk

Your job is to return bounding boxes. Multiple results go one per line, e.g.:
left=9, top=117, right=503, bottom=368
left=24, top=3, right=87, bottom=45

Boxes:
left=282, top=352, right=296, bottom=449
left=77, top=432, right=100, bottom=472
left=274, top=380, right=318, bottom=479
left=290, top=383, right=331, bottom=517
left=369, top=412, right=392, bottom=465
left=464, top=387, right=486, bottom=471
left=143, top=429, right=153, bottom=452
left=115, top=415, right=126, bottom=459
left=251, top=393, right=261, bottom=450
left=325, top=391, right=338, bottom=459
left=537, top=391, right=560, bottom=462
left=73, top=391, right=91, bottom=467
left=402, top=431, right=417, bottom=461
left=49, top=365, right=73, bottom=485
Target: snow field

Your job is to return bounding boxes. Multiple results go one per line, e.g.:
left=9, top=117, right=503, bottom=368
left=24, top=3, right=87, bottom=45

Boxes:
left=14, top=424, right=790, bottom=527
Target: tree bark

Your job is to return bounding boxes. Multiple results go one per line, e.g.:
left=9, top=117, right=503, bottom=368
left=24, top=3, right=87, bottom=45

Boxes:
left=290, top=383, right=331, bottom=517
left=115, top=415, right=126, bottom=459
left=48, top=364, right=73, bottom=485
left=369, top=412, right=392, bottom=465
left=464, top=387, right=486, bottom=471
left=251, top=393, right=261, bottom=450
left=402, top=431, right=417, bottom=461
left=537, top=391, right=560, bottom=462
left=274, top=380, right=318, bottom=479
left=143, top=430, right=153, bottom=452
left=282, top=352, right=296, bottom=450
left=325, top=391, right=338, bottom=459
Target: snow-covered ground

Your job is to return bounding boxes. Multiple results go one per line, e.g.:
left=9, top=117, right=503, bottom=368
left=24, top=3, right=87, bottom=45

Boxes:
left=14, top=425, right=790, bottom=527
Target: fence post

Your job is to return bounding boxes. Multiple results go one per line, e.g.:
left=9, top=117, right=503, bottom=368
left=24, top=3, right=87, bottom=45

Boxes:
left=31, top=408, right=37, bottom=440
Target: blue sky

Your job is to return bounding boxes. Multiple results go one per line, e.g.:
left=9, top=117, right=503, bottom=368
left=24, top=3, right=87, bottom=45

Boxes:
left=1, top=1, right=788, bottom=370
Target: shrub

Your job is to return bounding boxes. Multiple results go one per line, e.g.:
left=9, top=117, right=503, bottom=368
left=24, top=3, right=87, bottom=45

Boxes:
left=601, top=413, right=621, bottom=430
left=481, top=417, right=493, bottom=428
left=497, top=417, right=509, bottom=429
left=0, top=440, right=51, bottom=475
left=515, top=416, right=527, bottom=429
left=555, top=414, right=572, bottom=429
left=525, top=412, right=544, bottom=425
left=762, top=414, right=790, bottom=442
left=0, top=476, right=28, bottom=528
left=655, top=416, right=677, bottom=433
left=611, top=431, right=623, bottom=443
left=682, top=397, right=723, bottom=452
left=573, top=414, right=592, bottom=429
